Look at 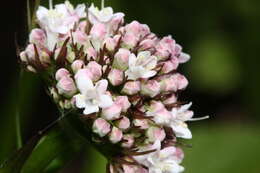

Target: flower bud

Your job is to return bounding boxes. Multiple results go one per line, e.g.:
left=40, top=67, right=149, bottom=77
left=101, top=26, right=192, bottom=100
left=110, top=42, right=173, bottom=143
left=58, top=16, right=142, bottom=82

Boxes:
left=71, top=60, right=85, bottom=73
left=86, top=47, right=97, bottom=60
left=133, top=119, right=149, bottom=129
left=109, top=127, right=123, bottom=144
left=39, top=51, right=51, bottom=64
left=20, top=51, right=27, bottom=62
left=27, top=65, right=37, bottom=73
left=115, top=116, right=130, bottom=130
left=178, top=52, right=191, bottom=64
left=24, top=44, right=36, bottom=60
left=112, top=48, right=131, bottom=70
left=148, top=101, right=172, bottom=125
left=55, top=68, right=70, bottom=81
left=93, top=118, right=111, bottom=137
left=121, top=134, right=134, bottom=148
left=102, top=103, right=122, bottom=120
left=139, top=39, right=156, bottom=51
left=49, top=87, right=59, bottom=102
left=155, top=36, right=176, bottom=60
left=174, top=73, right=189, bottom=90
left=108, top=69, right=124, bottom=86
left=29, top=28, right=46, bottom=47
left=103, top=37, right=116, bottom=52
left=114, top=96, right=131, bottom=112
left=160, top=76, right=178, bottom=92
left=161, top=57, right=179, bottom=74
left=73, top=30, right=88, bottom=44
left=163, top=94, right=177, bottom=105
left=122, top=81, right=141, bottom=95
left=86, top=61, right=102, bottom=81
left=147, top=127, right=166, bottom=142
left=90, top=23, right=107, bottom=41
left=122, top=33, right=139, bottom=49
left=56, top=76, right=77, bottom=98
left=141, top=80, right=160, bottom=97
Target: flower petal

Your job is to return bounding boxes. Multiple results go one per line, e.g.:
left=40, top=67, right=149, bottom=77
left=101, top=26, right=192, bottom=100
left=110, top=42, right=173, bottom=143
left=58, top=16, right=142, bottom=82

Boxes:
left=83, top=102, right=99, bottom=115
left=142, top=70, right=157, bottom=79
left=95, top=79, right=108, bottom=94
left=74, top=94, right=86, bottom=108
left=171, top=122, right=192, bottom=139
left=98, top=94, right=113, bottom=108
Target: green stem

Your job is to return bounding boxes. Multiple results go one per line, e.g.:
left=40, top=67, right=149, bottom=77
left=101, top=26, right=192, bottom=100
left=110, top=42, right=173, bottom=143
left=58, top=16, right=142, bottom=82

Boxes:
left=27, top=0, right=32, bottom=33
left=16, top=70, right=24, bottom=149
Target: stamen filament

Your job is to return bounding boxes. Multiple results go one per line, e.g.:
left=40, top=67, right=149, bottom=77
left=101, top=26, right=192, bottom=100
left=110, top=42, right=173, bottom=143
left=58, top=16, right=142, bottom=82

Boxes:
left=49, top=0, right=53, bottom=9
left=188, top=116, right=210, bottom=121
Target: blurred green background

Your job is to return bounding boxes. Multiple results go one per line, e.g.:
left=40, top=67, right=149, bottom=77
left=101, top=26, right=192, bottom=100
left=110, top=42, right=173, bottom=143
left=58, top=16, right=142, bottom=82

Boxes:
left=1, top=0, right=260, bottom=172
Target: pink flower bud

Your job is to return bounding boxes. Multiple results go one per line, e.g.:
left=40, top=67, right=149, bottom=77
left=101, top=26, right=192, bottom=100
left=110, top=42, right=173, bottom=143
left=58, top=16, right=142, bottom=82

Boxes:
left=71, top=60, right=85, bottom=73
left=108, top=69, right=124, bottom=86
left=55, top=68, right=70, bottom=81
left=39, top=51, right=50, bottom=64
left=114, top=96, right=131, bottom=112
left=103, top=37, right=116, bottom=52
left=122, top=81, right=141, bottom=95
left=178, top=52, right=191, bottom=63
left=86, top=47, right=97, bottom=60
left=108, top=13, right=125, bottom=33
left=147, top=127, right=166, bottom=142
left=122, top=33, right=139, bottom=49
left=102, top=103, right=122, bottom=120
left=56, top=76, right=77, bottom=98
left=161, top=57, right=179, bottom=74
left=160, top=76, right=178, bottom=92
left=86, top=61, right=102, bottom=81
left=109, top=127, right=123, bottom=144
left=121, top=134, right=134, bottom=148
left=20, top=51, right=27, bottom=62
left=122, top=165, right=148, bottom=173
left=116, top=116, right=130, bottom=130
left=149, top=101, right=172, bottom=125
left=113, top=48, right=131, bottom=70
left=139, top=39, right=156, bottom=51
left=73, top=30, right=88, bottom=44
left=155, top=36, right=176, bottom=60
left=141, top=80, right=160, bottom=97
left=133, top=119, right=149, bottom=129
left=24, top=44, right=36, bottom=60
left=29, top=29, right=46, bottom=47
left=93, top=118, right=111, bottom=137
left=175, top=147, right=185, bottom=162
left=90, top=23, right=107, bottom=40
left=172, top=73, right=189, bottom=90
left=163, top=94, right=177, bottom=105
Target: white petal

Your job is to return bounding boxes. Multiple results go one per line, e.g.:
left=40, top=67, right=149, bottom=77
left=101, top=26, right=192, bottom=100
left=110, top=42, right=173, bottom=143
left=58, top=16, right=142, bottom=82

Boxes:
left=128, top=53, right=137, bottom=67
left=178, top=102, right=192, bottom=113
left=75, top=4, right=86, bottom=18
left=146, top=55, right=157, bottom=70
left=95, top=80, right=108, bottom=94
left=142, top=70, right=157, bottom=79
left=98, top=94, right=113, bottom=108
left=75, top=72, right=94, bottom=94
left=74, top=94, right=86, bottom=108
left=83, top=102, right=99, bottom=114
left=171, top=122, right=192, bottom=139
left=36, top=6, right=48, bottom=21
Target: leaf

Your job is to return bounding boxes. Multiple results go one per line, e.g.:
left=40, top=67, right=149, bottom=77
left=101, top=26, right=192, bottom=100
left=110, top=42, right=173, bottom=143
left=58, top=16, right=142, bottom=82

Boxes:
left=0, top=135, right=41, bottom=173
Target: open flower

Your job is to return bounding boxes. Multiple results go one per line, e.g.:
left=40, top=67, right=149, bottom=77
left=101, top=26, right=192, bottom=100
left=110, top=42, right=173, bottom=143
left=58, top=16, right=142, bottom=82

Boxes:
left=125, top=51, right=157, bottom=80
left=74, top=76, right=113, bottom=115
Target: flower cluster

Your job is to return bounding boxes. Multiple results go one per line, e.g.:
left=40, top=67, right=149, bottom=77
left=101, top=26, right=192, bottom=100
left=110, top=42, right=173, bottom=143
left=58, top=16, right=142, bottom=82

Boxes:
left=20, top=1, right=208, bottom=172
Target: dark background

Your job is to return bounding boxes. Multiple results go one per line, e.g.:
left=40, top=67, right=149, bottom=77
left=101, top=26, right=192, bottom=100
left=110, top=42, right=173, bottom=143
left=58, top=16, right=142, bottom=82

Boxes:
left=1, top=0, right=260, bottom=172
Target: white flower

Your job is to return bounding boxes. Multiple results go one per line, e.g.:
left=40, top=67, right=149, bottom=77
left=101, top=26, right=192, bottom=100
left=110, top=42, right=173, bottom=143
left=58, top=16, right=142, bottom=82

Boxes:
left=134, top=140, right=184, bottom=173
left=74, top=75, right=113, bottom=115
left=125, top=51, right=157, bottom=80
left=36, top=1, right=86, bottom=50
left=88, top=3, right=114, bottom=23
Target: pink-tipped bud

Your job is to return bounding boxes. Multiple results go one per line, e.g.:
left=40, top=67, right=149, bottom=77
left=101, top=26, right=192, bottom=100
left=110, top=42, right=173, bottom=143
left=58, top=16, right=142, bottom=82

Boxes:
left=108, top=69, right=124, bottom=86
left=178, top=52, right=191, bottom=64
left=29, top=29, right=46, bottom=47
left=20, top=51, right=27, bottom=62
left=102, top=103, right=122, bottom=120
left=56, top=76, right=77, bottom=98
left=73, top=30, right=88, bottom=44
left=86, top=47, right=97, bottom=60
left=90, top=23, right=107, bottom=40
left=174, top=73, right=189, bottom=90
left=93, top=118, right=111, bottom=137
left=163, top=94, right=177, bottom=105
left=71, top=60, right=85, bottom=73
left=109, top=127, right=123, bottom=144
left=114, top=96, right=131, bottom=112
left=149, top=101, right=172, bottom=125
left=161, top=57, right=179, bottom=74
left=115, top=116, right=130, bottom=130
left=103, top=37, right=116, bottom=52
left=175, top=147, right=185, bottom=162
left=133, top=119, right=149, bottom=129
left=155, top=36, right=176, bottom=60
left=139, top=39, right=156, bottom=51
left=122, top=33, right=139, bottom=49
left=122, top=81, right=141, bottom=95
left=121, top=135, right=134, bottom=148
left=55, top=68, right=70, bottom=81
left=86, top=61, right=102, bottom=81
left=160, top=76, right=178, bottom=92
left=141, top=80, right=160, bottom=97
left=147, top=127, right=166, bottom=142
left=113, top=48, right=131, bottom=70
